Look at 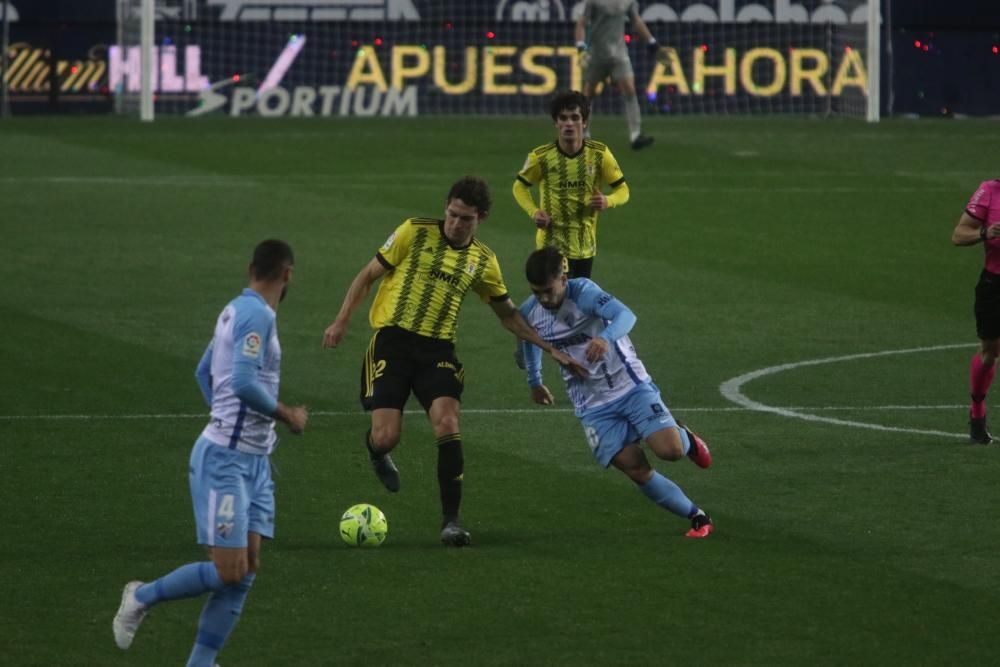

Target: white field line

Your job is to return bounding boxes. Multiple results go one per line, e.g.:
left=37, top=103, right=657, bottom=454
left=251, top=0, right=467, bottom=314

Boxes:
left=0, top=175, right=957, bottom=193
left=719, top=343, right=975, bottom=439
left=0, top=403, right=982, bottom=422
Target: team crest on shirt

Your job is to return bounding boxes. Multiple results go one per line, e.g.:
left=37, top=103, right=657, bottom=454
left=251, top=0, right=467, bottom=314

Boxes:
left=587, top=163, right=596, bottom=177
left=242, top=332, right=262, bottom=358
left=381, top=232, right=397, bottom=251
left=466, top=262, right=476, bottom=275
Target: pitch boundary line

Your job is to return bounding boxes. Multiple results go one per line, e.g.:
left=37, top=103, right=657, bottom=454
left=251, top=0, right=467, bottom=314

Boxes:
left=719, top=343, right=975, bottom=439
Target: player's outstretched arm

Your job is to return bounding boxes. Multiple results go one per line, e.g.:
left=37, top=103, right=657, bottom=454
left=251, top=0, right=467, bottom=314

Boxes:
left=491, top=298, right=588, bottom=378
left=323, top=257, right=389, bottom=348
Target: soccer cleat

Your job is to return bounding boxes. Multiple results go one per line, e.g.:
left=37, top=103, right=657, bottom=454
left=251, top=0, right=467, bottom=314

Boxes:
left=970, top=416, right=993, bottom=444
left=680, top=424, right=712, bottom=469
left=685, top=513, right=713, bottom=539
left=440, top=520, right=472, bottom=547
left=112, top=581, right=148, bottom=650
left=630, top=134, right=654, bottom=150
left=371, top=452, right=401, bottom=492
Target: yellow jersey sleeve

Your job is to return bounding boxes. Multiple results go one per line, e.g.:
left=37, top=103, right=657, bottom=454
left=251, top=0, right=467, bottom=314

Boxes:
left=601, top=146, right=625, bottom=188
left=471, top=250, right=509, bottom=304
left=376, top=220, right=416, bottom=268
left=517, top=150, right=542, bottom=185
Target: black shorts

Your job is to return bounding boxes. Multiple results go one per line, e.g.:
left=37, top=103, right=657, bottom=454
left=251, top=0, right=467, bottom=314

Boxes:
left=567, top=257, right=593, bottom=279
left=360, top=326, right=464, bottom=412
left=975, top=269, right=1000, bottom=339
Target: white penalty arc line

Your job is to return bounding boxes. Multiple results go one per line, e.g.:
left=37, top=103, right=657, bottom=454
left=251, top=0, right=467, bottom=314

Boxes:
left=719, top=343, right=976, bottom=439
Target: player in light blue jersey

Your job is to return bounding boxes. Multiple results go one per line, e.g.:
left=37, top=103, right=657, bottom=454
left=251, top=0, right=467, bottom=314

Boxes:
left=518, top=246, right=714, bottom=537
left=113, top=240, right=308, bottom=666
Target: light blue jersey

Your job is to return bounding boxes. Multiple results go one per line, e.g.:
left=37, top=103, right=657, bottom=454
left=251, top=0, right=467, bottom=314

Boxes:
left=519, top=278, right=650, bottom=414
left=196, top=288, right=281, bottom=455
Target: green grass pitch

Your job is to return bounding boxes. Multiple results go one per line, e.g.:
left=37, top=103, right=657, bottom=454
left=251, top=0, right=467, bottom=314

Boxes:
left=3, top=114, right=1000, bottom=665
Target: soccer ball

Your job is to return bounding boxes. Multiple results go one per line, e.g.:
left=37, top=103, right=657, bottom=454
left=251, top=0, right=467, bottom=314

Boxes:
left=339, top=503, right=388, bottom=548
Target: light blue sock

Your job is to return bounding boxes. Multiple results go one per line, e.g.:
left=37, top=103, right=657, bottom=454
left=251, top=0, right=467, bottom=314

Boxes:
left=676, top=427, right=691, bottom=456
left=639, top=471, right=697, bottom=518
left=135, top=562, right=225, bottom=607
left=186, top=573, right=256, bottom=667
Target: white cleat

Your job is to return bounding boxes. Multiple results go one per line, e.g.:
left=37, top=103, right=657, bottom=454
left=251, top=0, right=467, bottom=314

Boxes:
left=113, top=580, right=148, bottom=650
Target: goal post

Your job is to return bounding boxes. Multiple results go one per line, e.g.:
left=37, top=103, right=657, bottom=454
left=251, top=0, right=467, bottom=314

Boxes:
left=140, top=0, right=154, bottom=121
left=114, top=0, right=155, bottom=121
left=866, top=0, right=880, bottom=122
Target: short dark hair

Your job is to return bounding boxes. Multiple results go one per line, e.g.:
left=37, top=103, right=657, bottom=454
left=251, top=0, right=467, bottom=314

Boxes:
left=525, top=246, right=565, bottom=286
left=447, top=176, right=492, bottom=215
left=251, top=239, right=294, bottom=281
left=550, top=90, right=590, bottom=122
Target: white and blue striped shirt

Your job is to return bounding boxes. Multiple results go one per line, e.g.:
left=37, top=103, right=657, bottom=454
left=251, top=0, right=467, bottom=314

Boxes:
left=519, top=278, right=650, bottom=414
left=196, top=288, right=281, bottom=455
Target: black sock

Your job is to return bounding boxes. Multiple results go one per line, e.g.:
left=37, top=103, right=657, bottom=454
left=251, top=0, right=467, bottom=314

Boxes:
left=437, top=434, right=463, bottom=523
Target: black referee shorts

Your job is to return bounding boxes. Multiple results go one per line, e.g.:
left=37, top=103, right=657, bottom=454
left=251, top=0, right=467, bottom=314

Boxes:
left=975, top=269, right=1000, bottom=340
left=359, top=326, right=465, bottom=412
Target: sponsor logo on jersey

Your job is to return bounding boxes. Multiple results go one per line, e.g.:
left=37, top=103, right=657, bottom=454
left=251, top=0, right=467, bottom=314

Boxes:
left=551, top=331, right=592, bottom=349
left=430, top=268, right=460, bottom=286
left=216, top=521, right=235, bottom=538
left=437, top=361, right=457, bottom=371
left=243, top=332, right=262, bottom=358
left=381, top=232, right=397, bottom=251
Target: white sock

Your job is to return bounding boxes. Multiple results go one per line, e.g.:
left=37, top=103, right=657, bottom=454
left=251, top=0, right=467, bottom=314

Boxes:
left=624, top=95, right=641, bottom=141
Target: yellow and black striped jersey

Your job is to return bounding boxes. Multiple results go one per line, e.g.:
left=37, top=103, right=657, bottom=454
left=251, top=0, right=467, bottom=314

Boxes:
left=516, top=139, right=626, bottom=260
left=369, top=218, right=509, bottom=341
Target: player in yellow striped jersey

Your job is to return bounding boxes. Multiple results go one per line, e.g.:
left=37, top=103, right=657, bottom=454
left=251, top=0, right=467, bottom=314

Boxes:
left=323, top=176, right=586, bottom=546
left=513, top=90, right=630, bottom=280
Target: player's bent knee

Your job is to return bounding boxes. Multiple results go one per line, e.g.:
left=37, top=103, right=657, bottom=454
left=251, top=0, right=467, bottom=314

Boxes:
left=214, top=564, right=248, bottom=586
left=648, top=429, right=684, bottom=461
left=371, top=426, right=401, bottom=449
left=433, top=415, right=460, bottom=436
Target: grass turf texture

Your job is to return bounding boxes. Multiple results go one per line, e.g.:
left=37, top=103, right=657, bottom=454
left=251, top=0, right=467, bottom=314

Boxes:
left=2, top=115, right=1000, bottom=665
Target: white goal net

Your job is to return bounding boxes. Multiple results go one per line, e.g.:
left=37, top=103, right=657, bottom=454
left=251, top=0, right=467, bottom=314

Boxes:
left=112, top=1, right=880, bottom=121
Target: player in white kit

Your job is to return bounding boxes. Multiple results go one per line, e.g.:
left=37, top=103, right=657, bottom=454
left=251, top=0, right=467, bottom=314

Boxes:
left=518, top=246, right=713, bottom=537
left=113, top=240, right=308, bottom=666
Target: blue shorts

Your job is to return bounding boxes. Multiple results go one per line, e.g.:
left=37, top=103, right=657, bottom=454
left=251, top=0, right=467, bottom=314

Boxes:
left=189, top=435, right=275, bottom=548
left=579, top=383, right=677, bottom=468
